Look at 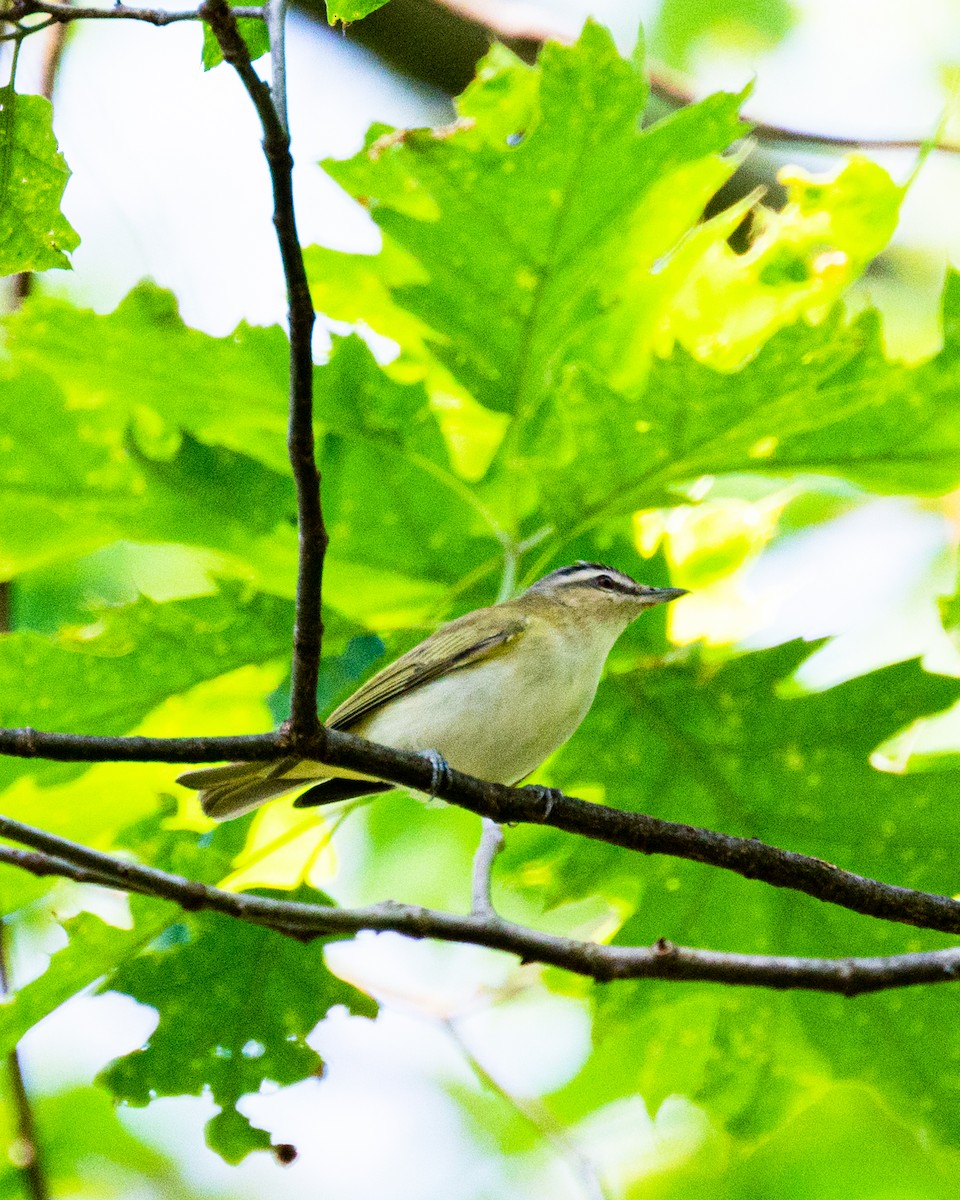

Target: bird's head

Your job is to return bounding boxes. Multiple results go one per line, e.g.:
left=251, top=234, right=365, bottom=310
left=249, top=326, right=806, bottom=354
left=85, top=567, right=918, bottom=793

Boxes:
left=524, top=562, right=687, bottom=628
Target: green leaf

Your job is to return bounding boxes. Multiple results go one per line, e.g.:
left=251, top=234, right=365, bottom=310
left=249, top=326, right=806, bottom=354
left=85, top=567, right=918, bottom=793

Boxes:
left=0, top=87, right=79, bottom=274
left=2, top=289, right=503, bottom=620
left=99, top=886, right=377, bottom=1163
left=320, top=24, right=748, bottom=419
left=0, top=370, right=299, bottom=589
left=506, top=642, right=960, bottom=1145
left=726, top=1083, right=958, bottom=1200
left=652, top=0, right=794, bottom=70
left=0, top=587, right=295, bottom=794
left=128, top=433, right=300, bottom=595
left=0, top=905, right=173, bottom=1058
left=4, top=285, right=291, bottom=472
left=201, top=5, right=270, bottom=70
left=326, top=0, right=391, bottom=23
left=0, top=367, right=133, bottom=576
left=316, top=336, right=505, bottom=589
left=594, top=1083, right=958, bottom=1200
left=0, top=1086, right=178, bottom=1199
left=525, top=641, right=960, bottom=905
left=521, top=279, right=960, bottom=542
left=0, top=284, right=301, bottom=593
left=664, top=156, right=906, bottom=369
left=0, top=816, right=251, bottom=1057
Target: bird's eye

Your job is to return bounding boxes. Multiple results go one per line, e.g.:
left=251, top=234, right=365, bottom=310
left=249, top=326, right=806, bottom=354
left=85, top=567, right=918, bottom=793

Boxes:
left=595, top=574, right=616, bottom=590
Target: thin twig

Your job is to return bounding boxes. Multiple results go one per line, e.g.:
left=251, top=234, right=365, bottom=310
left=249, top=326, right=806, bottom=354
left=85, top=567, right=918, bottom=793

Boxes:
left=471, top=818, right=504, bottom=917
left=35, top=15, right=66, bottom=99
left=0, top=729, right=283, bottom=763
left=200, top=0, right=326, bottom=740
left=443, top=1017, right=608, bottom=1200
left=0, top=834, right=959, bottom=995
left=4, top=1, right=263, bottom=25
left=266, top=0, right=287, bottom=135
left=647, top=72, right=960, bottom=156
left=10, top=15, right=67, bottom=303
left=3, top=724, right=960, bottom=940
left=0, top=927, right=48, bottom=1200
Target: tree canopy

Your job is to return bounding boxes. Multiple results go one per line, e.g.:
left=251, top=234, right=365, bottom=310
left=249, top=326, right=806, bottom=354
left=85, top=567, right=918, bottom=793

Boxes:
left=2, top=6, right=960, bottom=1196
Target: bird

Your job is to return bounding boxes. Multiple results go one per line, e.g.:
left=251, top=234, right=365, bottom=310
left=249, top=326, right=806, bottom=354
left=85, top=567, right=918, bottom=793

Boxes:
left=177, top=562, right=686, bottom=820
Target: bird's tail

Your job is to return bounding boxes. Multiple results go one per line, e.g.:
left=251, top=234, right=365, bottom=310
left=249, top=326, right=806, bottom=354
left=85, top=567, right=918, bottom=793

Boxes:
left=176, top=758, right=309, bottom=821
left=176, top=759, right=392, bottom=820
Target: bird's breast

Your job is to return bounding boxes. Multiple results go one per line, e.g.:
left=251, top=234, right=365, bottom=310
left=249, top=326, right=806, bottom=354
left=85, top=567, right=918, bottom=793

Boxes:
left=353, top=622, right=609, bottom=785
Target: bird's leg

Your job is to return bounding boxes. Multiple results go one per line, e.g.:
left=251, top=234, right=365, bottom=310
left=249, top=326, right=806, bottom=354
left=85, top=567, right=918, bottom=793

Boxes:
left=471, top=817, right=505, bottom=918
left=422, top=749, right=451, bottom=798
left=523, top=785, right=563, bottom=823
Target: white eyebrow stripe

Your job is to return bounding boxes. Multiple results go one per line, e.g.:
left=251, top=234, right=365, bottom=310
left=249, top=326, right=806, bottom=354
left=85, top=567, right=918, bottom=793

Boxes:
left=547, top=567, right=637, bottom=591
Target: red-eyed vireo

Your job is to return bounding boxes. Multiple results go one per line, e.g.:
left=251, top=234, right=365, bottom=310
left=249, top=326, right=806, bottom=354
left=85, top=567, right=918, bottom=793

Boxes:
left=177, top=563, right=686, bottom=819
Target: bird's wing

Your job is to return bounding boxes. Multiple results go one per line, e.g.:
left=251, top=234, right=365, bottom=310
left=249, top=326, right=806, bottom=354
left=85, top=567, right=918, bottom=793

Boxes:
left=326, top=608, right=529, bottom=731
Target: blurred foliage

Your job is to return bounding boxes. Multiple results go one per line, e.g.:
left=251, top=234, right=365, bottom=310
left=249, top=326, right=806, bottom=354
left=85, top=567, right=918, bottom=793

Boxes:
left=3, top=13, right=960, bottom=1196
left=651, top=0, right=795, bottom=71
left=0, top=1085, right=214, bottom=1199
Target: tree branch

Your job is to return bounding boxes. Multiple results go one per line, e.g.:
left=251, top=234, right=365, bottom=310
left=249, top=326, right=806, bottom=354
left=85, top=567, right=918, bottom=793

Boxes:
left=3, top=724, right=960, bottom=940
left=0, top=827, right=958, bottom=996
left=0, top=729, right=283, bottom=763
left=200, top=0, right=326, bottom=740
left=5, top=1, right=263, bottom=25
left=266, top=0, right=288, bottom=135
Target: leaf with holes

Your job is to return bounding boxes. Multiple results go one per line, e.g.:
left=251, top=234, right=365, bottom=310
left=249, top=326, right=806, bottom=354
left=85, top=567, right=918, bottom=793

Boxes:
left=0, top=87, right=79, bottom=275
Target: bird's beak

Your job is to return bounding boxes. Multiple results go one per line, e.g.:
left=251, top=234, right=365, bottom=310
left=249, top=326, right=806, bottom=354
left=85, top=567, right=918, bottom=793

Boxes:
left=639, top=586, right=688, bottom=607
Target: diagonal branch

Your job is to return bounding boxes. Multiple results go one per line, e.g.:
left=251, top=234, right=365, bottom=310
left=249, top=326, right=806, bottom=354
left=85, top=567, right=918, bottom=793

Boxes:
left=443, top=1016, right=608, bottom=1200
left=200, top=0, right=327, bottom=740
left=2, top=724, right=960, bottom=939
left=0, top=828, right=959, bottom=996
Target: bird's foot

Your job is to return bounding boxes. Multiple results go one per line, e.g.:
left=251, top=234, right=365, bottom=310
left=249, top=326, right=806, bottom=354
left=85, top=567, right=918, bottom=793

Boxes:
left=422, top=749, right=451, bottom=798
left=523, top=785, right=562, bottom=823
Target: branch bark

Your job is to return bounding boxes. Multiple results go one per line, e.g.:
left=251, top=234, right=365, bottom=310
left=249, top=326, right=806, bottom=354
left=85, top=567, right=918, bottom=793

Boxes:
left=2, top=724, right=960, bottom=940
left=0, top=829, right=958, bottom=996
left=6, top=1, right=263, bottom=25
left=200, top=0, right=326, bottom=740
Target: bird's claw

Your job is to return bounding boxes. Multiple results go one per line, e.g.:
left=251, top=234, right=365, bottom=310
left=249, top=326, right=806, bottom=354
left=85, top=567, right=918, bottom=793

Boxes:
left=524, top=785, right=562, bottom=823
left=423, top=749, right=451, bottom=798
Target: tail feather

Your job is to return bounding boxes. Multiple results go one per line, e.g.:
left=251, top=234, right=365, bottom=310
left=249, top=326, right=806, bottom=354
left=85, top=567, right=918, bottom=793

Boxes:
left=176, top=758, right=313, bottom=821
left=293, top=779, right=392, bottom=808
left=176, top=758, right=393, bottom=821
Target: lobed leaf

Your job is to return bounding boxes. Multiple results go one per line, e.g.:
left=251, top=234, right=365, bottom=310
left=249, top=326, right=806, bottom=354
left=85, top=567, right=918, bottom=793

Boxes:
left=0, top=88, right=79, bottom=275
left=99, top=886, right=377, bottom=1163
left=320, top=24, right=749, bottom=420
